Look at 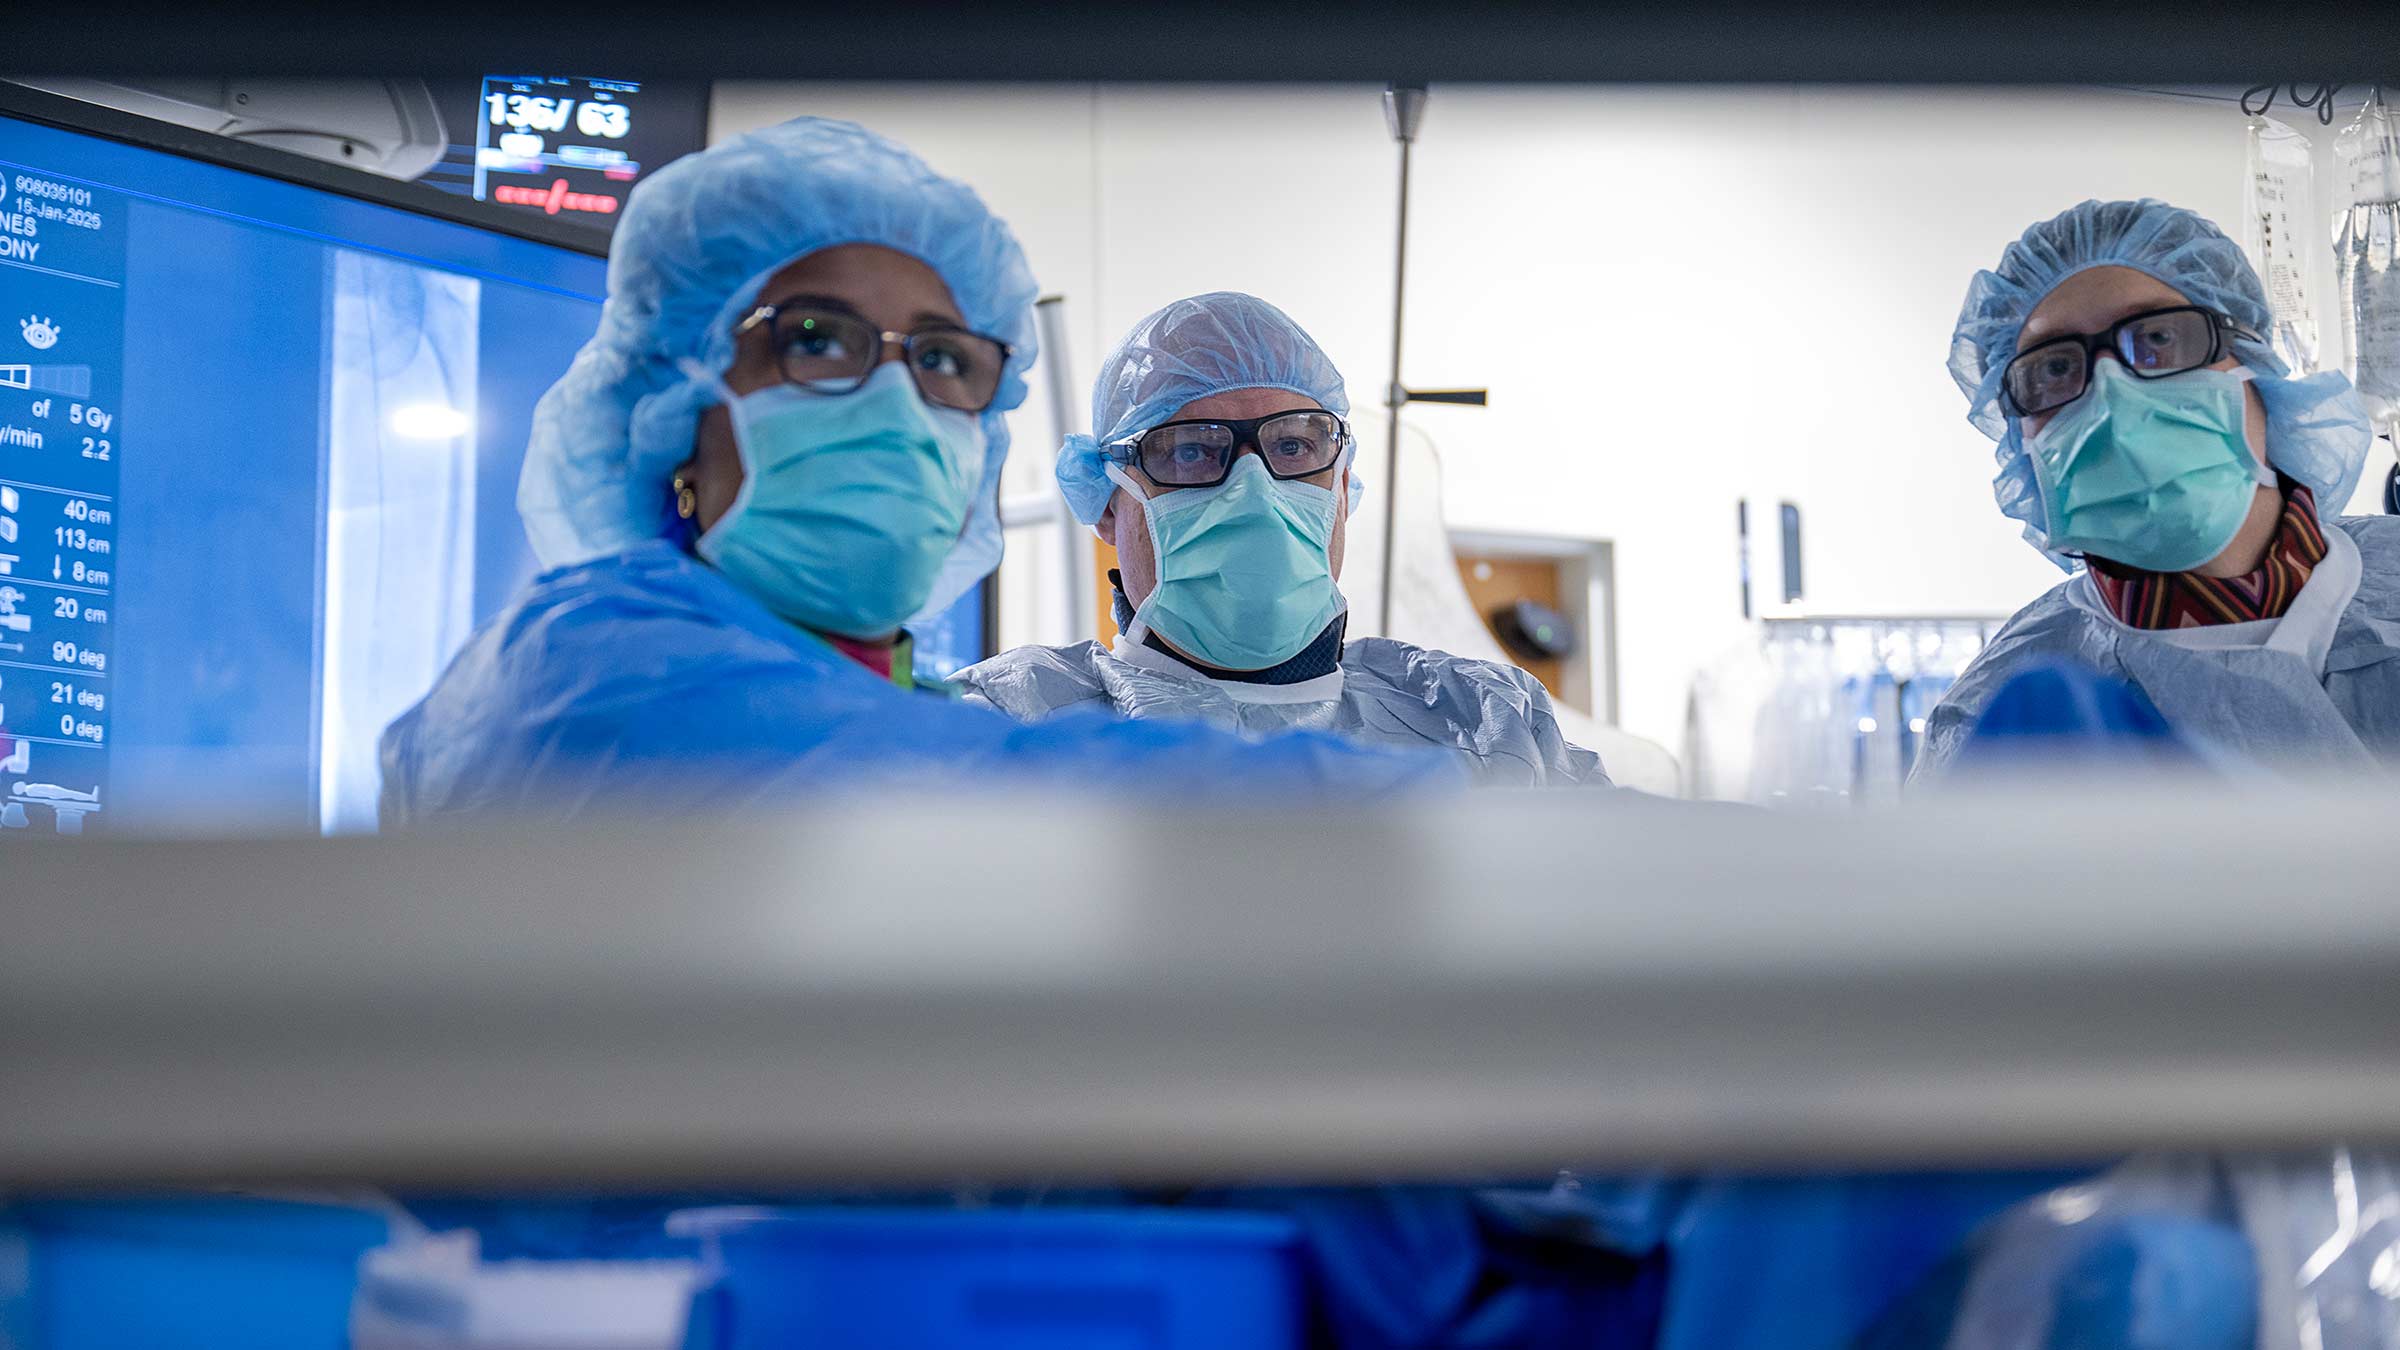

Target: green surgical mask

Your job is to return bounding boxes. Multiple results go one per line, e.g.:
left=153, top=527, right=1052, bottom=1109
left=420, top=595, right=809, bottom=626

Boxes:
left=685, top=361, right=985, bottom=638
left=1110, top=453, right=1346, bottom=672
left=2027, top=361, right=2274, bottom=574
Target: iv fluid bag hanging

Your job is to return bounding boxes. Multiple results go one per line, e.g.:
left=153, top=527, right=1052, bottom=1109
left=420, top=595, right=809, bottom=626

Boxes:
left=2333, top=92, right=2400, bottom=421
left=2246, top=116, right=2321, bottom=372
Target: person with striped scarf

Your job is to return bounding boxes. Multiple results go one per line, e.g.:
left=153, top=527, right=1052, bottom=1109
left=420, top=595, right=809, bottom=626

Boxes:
left=1917, top=197, right=2400, bottom=779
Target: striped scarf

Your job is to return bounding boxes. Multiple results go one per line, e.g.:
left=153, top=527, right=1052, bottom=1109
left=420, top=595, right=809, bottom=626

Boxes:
left=2088, top=481, right=2326, bottom=630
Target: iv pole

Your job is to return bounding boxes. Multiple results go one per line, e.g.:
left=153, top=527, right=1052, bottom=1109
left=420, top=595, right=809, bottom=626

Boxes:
left=1034, top=296, right=1093, bottom=641
left=1376, top=83, right=1486, bottom=636
left=1377, top=84, right=1426, bottom=636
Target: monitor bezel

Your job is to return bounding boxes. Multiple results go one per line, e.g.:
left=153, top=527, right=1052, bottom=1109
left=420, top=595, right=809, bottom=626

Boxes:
left=0, top=79, right=613, bottom=258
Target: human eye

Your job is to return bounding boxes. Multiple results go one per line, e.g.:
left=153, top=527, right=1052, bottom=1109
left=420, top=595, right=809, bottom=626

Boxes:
left=913, top=334, right=972, bottom=378
left=782, top=314, right=857, bottom=362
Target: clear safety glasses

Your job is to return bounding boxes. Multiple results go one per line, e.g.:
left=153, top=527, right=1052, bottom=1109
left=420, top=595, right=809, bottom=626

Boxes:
left=736, top=303, right=1013, bottom=413
left=1105, top=410, right=1349, bottom=489
left=2002, top=305, right=2255, bottom=418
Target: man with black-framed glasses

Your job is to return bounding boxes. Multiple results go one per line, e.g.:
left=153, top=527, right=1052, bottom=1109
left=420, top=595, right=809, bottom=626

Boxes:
left=1915, top=198, right=2400, bottom=780
left=956, top=291, right=1615, bottom=789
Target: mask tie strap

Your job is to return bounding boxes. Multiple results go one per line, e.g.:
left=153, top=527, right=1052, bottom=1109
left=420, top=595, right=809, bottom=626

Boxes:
left=2220, top=367, right=2281, bottom=488
left=675, top=358, right=750, bottom=557
left=1101, top=462, right=1167, bottom=647
left=676, top=357, right=739, bottom=406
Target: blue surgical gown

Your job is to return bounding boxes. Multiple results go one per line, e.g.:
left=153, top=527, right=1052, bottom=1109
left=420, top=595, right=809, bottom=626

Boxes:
left=1916, top=516, right=2400, bottom=780
left=381, top=543, right=1455, bottom=825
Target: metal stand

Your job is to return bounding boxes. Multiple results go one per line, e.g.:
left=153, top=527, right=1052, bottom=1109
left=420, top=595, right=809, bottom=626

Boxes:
left=1377, top=84, right=1425, bottom=636
left=1035, top=296, right=1094, bottom=640
left=1373, top=85, right=1487, bottom=636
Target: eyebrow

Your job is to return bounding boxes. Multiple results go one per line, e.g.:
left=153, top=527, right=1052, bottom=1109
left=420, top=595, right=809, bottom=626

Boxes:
left=759, top=292, right=864, bottom=319
left=2022, top=301, right=2191, bottom=349
left=754, top=294, right=970, bottom=333
left=2016, top=320, right=2071, bottom=350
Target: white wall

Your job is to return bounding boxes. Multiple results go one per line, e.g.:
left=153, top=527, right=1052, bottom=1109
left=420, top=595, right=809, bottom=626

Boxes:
left=711, top=83, right=2349, bottom=756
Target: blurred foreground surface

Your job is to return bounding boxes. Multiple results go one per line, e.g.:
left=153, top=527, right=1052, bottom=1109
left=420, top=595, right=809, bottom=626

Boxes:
left=2, top=775, right=2394, bottom=1187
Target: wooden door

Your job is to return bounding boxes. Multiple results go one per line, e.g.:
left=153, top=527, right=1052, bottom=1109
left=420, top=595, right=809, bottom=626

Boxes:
left=1093, top=536, right=1120, bottom=642
left=1453, top=552, right=1569, bottom=701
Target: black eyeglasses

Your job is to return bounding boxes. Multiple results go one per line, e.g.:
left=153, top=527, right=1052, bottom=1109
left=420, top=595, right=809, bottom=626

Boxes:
left=1104, top=410, right=1350, bottom=490
left=2003, top=305, right=2256, bottom=418
left=736, top=303, right=1013, bottom=413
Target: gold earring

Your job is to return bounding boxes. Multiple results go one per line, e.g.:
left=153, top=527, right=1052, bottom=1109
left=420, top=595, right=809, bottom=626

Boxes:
left=673, top=476, right=698, bottom=521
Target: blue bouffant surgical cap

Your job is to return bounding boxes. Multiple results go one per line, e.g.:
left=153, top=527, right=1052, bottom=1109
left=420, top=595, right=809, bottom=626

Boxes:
left=1949, top=198, right=2372, bottom=566
left=1056, top=291, right=1360, bottom=526
left=517, top=116, right=1040, bottom=622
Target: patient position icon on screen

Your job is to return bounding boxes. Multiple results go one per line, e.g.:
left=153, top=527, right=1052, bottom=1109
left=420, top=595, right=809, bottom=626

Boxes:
left=10, top=781, right=100, bottom=834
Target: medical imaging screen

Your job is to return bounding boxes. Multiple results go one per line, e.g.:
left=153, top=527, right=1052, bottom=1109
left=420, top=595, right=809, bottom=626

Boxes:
left=0, top=111, right=610, bottom=836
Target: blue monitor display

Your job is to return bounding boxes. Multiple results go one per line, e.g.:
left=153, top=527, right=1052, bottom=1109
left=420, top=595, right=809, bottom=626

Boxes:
left=0, top=99, right=988, bottom=838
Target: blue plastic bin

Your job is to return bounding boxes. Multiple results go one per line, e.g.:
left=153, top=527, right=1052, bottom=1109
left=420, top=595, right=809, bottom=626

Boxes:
left=673, top=1206, right=1305, bottom=1350
left=0, top=1195, right=391, bottom=1350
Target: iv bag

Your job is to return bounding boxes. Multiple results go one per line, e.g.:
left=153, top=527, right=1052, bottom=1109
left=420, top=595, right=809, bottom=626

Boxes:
left=2332, top=92, right=2400, bottom=421
left=2245, top=116, right=2320, bottom=372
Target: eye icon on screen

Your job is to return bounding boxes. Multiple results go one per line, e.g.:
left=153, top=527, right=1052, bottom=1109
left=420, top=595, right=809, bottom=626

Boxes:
left=19, top=317, right=59, bottom=351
